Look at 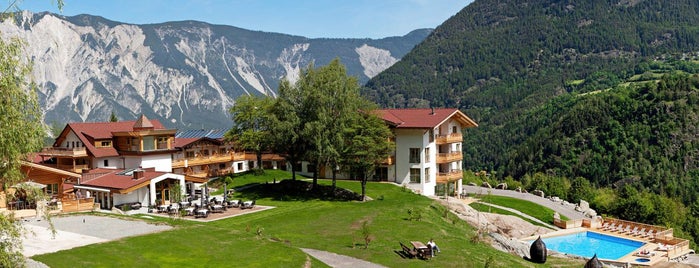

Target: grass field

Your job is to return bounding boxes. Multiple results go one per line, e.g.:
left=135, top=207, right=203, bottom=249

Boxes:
left=32, top=171, right=581, bottom=267
left=468, top=202, right=550, bottom=228
left=477, top=195, right=569, bottom=223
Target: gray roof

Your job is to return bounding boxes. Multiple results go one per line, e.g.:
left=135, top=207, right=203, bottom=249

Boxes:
left=176, top=129, right=227, bottom=139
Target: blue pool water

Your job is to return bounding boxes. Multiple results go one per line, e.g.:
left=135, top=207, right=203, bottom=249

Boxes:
left=534, top=231, right=644, bottom=260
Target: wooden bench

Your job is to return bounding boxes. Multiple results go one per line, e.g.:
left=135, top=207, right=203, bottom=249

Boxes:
left=400, top=242, right=418, bottom=258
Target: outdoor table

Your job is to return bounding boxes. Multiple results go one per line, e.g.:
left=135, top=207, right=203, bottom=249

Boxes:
left=157, top=204, right=168, bottom=213
left=179, top=201, right=190, bottom=207
left=243, top=201, right=253, bottom=207
left=184, top=207, right=195, bottom=216
left=411, top=241, right=431, bottom=259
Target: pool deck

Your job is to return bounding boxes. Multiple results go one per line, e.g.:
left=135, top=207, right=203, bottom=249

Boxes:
left=523, top=227, right=694, bottom=267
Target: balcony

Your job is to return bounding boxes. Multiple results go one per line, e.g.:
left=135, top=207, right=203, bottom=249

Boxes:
left=172, top=152, right=246, bottom=169
left=436, top=170, right=463, bottom=183
left=39, top=147, right=88, bottom=157
left=436, top=152, right=462, bottom=163
left=379, top=155, right=396, bottom=165
left=435, top=133, right=462, bottom=144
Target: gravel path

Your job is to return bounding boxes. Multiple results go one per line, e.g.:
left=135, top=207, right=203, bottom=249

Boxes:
left=301, top=248, right=388, bottom=268
left=21, top=214, right=172, bottom=257
left=462, top=186, right=586, bottom=220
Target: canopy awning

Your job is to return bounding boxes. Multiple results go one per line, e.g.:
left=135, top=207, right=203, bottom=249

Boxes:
left=12, top=181, right=46, bottom=189
left=73, top=185, right=111, bottom=193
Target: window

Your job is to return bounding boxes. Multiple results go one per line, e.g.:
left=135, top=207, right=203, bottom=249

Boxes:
left=103, top=160, right=109, bottom=167
left=425, top=168, right=431, bottom=183
left=425, top=148, right=430, bottom=163
left=410, top=168, right=421, bottom=183
left=452, top=126, right=458, bottom=134
left=237, top=162, right=243, bottom=170
left=46, top=183, right=59, bottom=195
left=219, top=148, right=227, bottom=154
left=100, top=141, right=111, bottom=147
left=409, top=148, right=420, bottom=163
left=201, top=150, right=210, bottom=156
left=219, top=163, right=226, bottom=169
left=142, top=136, right=155, bottom=151
left=185, top=151, right=195, bottom=158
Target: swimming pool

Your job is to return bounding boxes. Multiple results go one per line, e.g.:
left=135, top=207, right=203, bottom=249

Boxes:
left=534, top=231, right=644, bottom=260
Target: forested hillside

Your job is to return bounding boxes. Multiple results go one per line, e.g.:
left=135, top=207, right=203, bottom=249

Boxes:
left=364, top=0, right=699, bottom=243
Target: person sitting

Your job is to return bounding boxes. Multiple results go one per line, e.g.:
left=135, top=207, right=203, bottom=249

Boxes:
left=426, top=238, right=441, bottom=257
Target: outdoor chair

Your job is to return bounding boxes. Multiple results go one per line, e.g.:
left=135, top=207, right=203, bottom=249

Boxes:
left=632, top=227, right=646, bottom=236
left=241, top=200, right=255, bottom=209
left=603, top=222, right=617, bottom=231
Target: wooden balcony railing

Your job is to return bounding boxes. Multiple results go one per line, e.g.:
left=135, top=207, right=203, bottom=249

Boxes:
left=172, top=153, right=246, bottom=168
left=56, top=164, right=89, bottom=173
left=39, top=147, right=88, bottom=157
left=436, top=170, right=463, bottom=183
left=435, top=133, right=462, bottom=144
left=436, top=152, right=462, bottom=163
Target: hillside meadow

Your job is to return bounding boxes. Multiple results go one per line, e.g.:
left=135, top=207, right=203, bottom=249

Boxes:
left=31, top=171, right=582, bottom=267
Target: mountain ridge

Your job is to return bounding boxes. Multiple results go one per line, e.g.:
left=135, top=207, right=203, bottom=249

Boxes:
left=0, top=11, right=431, bottom=129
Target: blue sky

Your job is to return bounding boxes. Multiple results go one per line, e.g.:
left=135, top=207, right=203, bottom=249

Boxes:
left=19, top=0, right=473, bottom=39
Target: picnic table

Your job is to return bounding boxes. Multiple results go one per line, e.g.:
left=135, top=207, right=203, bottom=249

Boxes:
left=410, top=241, right=432, bottom=260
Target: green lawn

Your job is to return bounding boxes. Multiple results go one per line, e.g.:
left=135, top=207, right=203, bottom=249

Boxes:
left=32, top=172, right=582, bottom=267
left=468, top=202, right=551, bottom=228
left=476, top=195, right=569, bottom=224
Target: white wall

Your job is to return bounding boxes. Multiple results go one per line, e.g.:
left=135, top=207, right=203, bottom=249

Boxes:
left=93, top=157, right=122, bottom=169
left=62, top=131, right=84, bottom=148
left=113, top=187, right=149, bottom=206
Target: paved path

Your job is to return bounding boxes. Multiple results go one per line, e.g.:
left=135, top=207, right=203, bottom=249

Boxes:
left=475, top=202, right=558, bottom=230
left=462, top=186, right=586, bottom=220
left=301, top=248, right=387, bottom=268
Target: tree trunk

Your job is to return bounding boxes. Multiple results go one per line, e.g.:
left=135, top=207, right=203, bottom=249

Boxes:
left=331, top=168, right=337, bottom=196
left=312, top=161, right=319, bottom=188
left=256, top=150, right=263, bottom=171
left=361, top=172, right=367, bottom=201
left=290, top=160, right=297, bottom=180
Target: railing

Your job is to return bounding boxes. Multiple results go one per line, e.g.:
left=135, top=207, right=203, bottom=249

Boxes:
left=39, top=147, right=88, bottom=157
left=172, top=152, right=246, bottom=168
left=554, top=218, right=583, bottom=229
left=61, top=197, right=95, bottom=213
left=435, top=133, right=462, bottom=144
left=436, top=170, right=463, bottom=183
left=436, top=152, right=462, bottom=163
left=56, top=164, right=89, bottom=173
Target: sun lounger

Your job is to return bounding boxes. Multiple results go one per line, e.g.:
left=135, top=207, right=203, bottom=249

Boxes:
left=603, top=223, right=617, bottom=231
left=643, top=229, right=655, bottom=239
left=599, top=222, right=610, bottom=230
left=632, top=227, right=646, bottom=236
left=615, top=224, right=627, bottom=232
left=625, top=226, right=638, bottom=234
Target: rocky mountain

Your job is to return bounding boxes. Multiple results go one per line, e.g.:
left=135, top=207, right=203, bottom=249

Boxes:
left=0, top=11, right=430, bottom=129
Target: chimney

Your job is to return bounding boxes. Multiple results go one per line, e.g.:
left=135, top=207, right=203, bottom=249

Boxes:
left=133, top=170, right=144, bottom=180
left=430, top=107, right=435, bottom=115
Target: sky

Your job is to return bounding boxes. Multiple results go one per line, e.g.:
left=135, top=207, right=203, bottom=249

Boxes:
left=19, top=0, right=473, bottom=39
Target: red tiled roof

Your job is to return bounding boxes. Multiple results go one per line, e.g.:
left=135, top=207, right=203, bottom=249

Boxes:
left=174, top=138, right=199, bottom=148
left=59, top=117, right=167, bottom=158
left=375, top=108, right=478, bottom=129
left=79, top=168, right=167, bottom=191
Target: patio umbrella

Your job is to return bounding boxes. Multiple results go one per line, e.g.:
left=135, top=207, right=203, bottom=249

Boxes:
left=584, top=254, right=603, bottom=268
left=223, top=183, right=227, bottom=203
left=13, top=181, right=46, bottom=189
left=528, top=236, right=547, bottom=263
left=204, top=183, right=209, bottom=205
